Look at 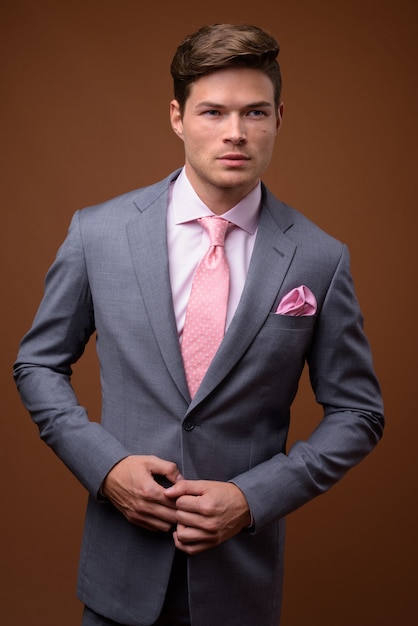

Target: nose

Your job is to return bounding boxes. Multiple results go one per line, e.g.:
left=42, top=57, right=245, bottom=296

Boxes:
left=224, top=114, right=246, bottom=144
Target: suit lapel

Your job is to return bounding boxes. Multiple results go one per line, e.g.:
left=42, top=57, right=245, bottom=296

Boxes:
left=125, top=175, right=297, bottom=409
left=189, top=190, right=297, bottom=408
left=126, top=173, right=190, bottom=402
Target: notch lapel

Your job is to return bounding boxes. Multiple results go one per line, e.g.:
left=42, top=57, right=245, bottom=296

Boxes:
left=126, top=177, right=190, bottom=402
left=189, top=192, right=296, bottom=408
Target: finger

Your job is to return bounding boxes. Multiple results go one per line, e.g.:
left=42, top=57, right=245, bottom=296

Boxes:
left=137, top=466, right=182, bottom=505
left=124, top=500, right=177, bottom=531
left=173, top=528, right=215, bottom=555
left=140, top=512, right=176, bottom=532
left=175, top=523, right=214, bottom=542
left=147, top=456, right=184, bottom=485
left=175, top=494, right=204, bottom=514
left=164, top=479, right=206, bottom=499
left=175, top=504, right=225, bottom=535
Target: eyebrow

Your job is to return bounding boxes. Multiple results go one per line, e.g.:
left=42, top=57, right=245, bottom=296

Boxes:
left=196, top=100, right=273, bottom=109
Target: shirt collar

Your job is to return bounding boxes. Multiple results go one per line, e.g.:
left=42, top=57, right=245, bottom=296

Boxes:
left=172, top=167, right=261, bottom=235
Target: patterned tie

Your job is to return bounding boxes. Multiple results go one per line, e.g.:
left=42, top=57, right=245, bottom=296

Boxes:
left=181, top=216, right=231, bottom=398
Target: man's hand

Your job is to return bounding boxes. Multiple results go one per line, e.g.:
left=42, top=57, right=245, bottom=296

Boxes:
left=101, top=455, right=183, bottom=532
left=164, top=480, right=251, bottom=554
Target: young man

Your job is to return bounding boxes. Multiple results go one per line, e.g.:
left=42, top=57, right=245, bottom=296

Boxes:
left=14, top=23, right=384, bottom=626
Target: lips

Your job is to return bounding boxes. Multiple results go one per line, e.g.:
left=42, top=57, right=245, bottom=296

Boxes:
left=218, top=153, right=250, bottom=160
left=217, top=153, right=250, bottom=166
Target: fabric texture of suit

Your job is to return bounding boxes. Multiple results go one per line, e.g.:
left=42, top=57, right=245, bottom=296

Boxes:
left=14, top=169, right=384, bottom=626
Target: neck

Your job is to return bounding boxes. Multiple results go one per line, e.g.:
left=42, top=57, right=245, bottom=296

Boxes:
left=196, top=184, right=258, bottom=215
left=184, top=166, right=258, bottom=215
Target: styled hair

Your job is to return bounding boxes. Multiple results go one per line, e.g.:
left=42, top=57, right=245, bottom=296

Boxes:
left=170, top=23, right=282, bottom=114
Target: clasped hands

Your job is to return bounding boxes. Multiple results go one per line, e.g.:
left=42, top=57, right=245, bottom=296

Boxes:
left=102, top=455, right=251, bottom=554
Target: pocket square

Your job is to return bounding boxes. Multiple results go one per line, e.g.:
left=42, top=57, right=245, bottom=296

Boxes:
left=276, top=285, right=317, bottom=316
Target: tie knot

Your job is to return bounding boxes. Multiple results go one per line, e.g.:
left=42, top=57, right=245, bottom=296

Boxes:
left=198, top=216, right=230, bottom=247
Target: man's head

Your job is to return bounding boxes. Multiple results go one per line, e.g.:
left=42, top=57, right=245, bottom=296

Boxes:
left=170, top=23, right=282, bottom=116
left=170, top=24, right=284, bottom=213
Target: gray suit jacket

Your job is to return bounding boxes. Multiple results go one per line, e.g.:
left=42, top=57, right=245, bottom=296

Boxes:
left=14, top=169, right=384, bottom=626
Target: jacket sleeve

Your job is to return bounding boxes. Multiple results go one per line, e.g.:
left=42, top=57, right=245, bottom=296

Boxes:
left=232, top=245, right=384, bottom=530
left=13, top=211, right=131, bottom=497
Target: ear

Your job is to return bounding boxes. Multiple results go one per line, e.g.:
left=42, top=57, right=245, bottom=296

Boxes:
left=276, top=102, right=284, bottom=134
left=170, top=99, right=184, bottom=140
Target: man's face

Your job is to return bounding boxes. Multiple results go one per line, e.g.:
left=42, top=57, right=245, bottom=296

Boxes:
left=170, top=68, right=283, bottom=212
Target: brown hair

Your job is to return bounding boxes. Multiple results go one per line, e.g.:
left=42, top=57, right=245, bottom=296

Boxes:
left=170, top=23, right=282, bottom=115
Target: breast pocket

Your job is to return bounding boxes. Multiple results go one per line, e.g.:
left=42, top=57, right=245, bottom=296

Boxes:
left=256, top=313, right=317, bottom=367
left=236, top=312, right=318, bottom=407
left=264, top=312, right=317, bottom=331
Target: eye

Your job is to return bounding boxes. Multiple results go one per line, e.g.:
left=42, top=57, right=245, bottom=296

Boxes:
left=248, top=109, right=267, bottom=118
left=203, top=109, right=221, bottom=116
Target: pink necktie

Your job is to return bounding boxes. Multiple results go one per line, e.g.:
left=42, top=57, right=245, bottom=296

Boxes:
left=181, top=216, right=231, bottom=398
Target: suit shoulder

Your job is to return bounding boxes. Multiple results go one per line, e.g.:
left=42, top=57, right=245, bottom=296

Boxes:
left=289, top=203, right=342, bottom=247
left=76, top=170, right=180, bottom=226
left=263, top=187, right=344, bottom=255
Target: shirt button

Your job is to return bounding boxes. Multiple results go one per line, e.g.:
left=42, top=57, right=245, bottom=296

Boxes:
left=183, top=420, right=195, bottom=432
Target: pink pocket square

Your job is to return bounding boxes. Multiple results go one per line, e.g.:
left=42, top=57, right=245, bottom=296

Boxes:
left=276, top=285, right=317, bottom=316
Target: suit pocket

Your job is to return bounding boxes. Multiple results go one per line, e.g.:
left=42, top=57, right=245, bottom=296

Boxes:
left=253, top=312, right=317, bottom=370
left=232, top=312, right=317, bottom=423
left=264, top=312, right=317, bottom=330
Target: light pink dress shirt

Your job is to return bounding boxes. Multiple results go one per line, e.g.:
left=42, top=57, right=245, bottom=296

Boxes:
left=167, top=168, right=261, bottom=340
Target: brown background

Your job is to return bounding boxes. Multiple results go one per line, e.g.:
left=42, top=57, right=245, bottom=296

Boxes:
left=1, top=1, right=417, bottom=624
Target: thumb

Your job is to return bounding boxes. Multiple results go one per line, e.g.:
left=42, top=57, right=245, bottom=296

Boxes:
left=147, top=456, right=183, bottom=486
left=164, top=479, right=204, bottom=499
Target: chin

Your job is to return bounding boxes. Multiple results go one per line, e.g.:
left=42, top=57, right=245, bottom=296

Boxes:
left=214, top=173, right=254, bottom=190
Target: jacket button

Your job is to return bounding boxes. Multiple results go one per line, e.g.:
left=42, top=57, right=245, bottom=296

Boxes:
left=183, top=420, right=195, bottom=431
